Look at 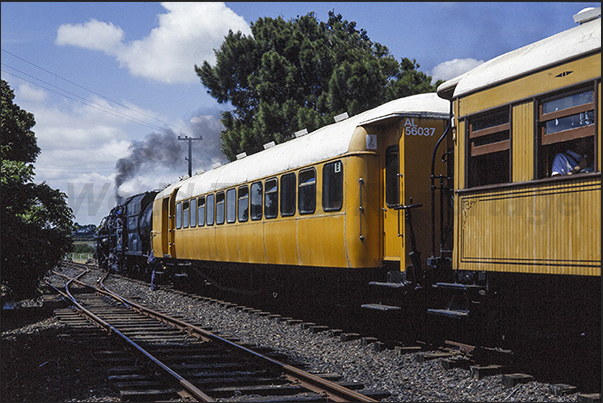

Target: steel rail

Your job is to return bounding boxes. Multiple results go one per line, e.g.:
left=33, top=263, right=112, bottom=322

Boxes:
left=54, top=267, right=377, bottom=402
left=97, top=275, right=378, bottom=403
left=53, top=269, right=215, bottom=402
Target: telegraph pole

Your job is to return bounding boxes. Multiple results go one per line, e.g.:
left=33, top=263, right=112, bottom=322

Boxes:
left=177, top=135, right=203, bottom=177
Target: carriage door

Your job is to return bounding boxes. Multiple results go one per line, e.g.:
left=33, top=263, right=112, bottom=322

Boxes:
left=167, top=187, right=179, bottom=258
left=382, top=134, right=404, bottom=265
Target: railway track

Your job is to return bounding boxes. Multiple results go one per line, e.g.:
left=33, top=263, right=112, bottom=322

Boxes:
left=48, top=265, right=382, bottom=402
left=49, top=262, right=600, bottom=401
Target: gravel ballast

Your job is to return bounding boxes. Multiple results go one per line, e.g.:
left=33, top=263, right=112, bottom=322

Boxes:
left=102, top=273, right=587, bottom=402
left=1, top=268, right=593, bottom=402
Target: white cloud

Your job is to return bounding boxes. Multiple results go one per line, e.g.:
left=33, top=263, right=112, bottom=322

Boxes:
left=430, top=58, right=484, bottom=83
left=17, top=83, right=47, bottom=102
left=55, top=2, right=251, bottom=83
left=56, top=18, right=125, bottom=53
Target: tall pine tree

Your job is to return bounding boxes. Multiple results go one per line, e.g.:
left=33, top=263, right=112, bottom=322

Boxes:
left=196, top=11, right=438, bottom=160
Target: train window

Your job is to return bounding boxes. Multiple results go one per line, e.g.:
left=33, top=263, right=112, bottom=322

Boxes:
left=176, top=202, right=182, bottom=229
left=190, top=198, right=197, bottom=228
left=265, top=178, right=278, bottom=219
left=216, top=192, right=225, bottom=225
left=323, top=160, right=343, bottom=211
left=238, top=186, right=249, bottom=222
left=467, top=108, right=510, bottom=187
left=206, top=194, right=215, bottom=226
left=537, top=87, right=596, bottom=179
left=298, top=168, right=316, bottom=215
left=226, top=188, right=236, bottom=223
left=250, top=181, right=263, bottom=220
left=385, top=146, right=399, bottom=207
left=197, top=196, right=205, bottom=227
left=281, top=173, right=296, bottom=216
left=183, top=201, right=190, bottom=228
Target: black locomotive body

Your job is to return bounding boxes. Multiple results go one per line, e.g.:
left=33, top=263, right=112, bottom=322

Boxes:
left=96, top=191, right=158, bottom=275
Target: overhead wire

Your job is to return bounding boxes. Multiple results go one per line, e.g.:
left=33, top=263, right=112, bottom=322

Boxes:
left=1, top=48, right=191, bottom=134
left=1, top=67, right=171, bottom=133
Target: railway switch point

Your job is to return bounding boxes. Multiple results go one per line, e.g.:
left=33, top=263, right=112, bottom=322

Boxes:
left=416, top=352, right=457, bottom=363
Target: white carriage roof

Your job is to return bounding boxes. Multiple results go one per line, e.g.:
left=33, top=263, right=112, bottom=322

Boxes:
left=437, top=14, right=601, bottom=99
left=156, top=93, right=449, bottom=201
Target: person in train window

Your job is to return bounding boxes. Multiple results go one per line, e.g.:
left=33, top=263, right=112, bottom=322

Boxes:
left=551, top=138, right=593, bottom=176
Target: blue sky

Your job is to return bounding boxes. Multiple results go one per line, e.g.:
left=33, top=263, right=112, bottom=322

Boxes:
left=1, top=2, right=599, bottom=225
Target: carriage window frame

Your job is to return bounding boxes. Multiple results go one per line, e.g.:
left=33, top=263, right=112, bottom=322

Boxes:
left=537, top=86, right=596, bottom=179
left=238, top=186, right=249, bottom=222
left=264, top=177, right=278, bottom=219
left=539, top=87, right=595, bottom=144
left=175, top=202, right=182, bottom=229
left=250, top=181, right=263, bottom=221
left=280, top=172, right=296, bottom=217
left=216, top=191, right=225, bottom=225
left=182, top=200, right=190, bottom=228
left=226, top=188, right=236, bottom=224
left=466, top=107, right=511, bottom=188
left=206, top=194, right=214, bottom=226
left=298, top=168, right=316, bottom=215
left=197, top=196, right=206, bottom=227
left=323, top=160, right=343, bottom=211
left=190, top=198, right=196, bottom=228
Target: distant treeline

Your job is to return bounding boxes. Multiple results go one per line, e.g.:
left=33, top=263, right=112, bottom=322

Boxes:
left=73, top=223, right=97, bottom=241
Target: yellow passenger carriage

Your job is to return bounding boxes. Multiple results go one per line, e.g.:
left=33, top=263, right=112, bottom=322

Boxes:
left=433, top=8, right=600, bottom=349
left=151, top=93, right=449, bottom=305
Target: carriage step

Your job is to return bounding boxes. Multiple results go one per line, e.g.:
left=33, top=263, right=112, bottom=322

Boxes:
left=361, top=303, right=401, bottom=311
left=368, top=281, right=409, bottom=289
left=427, top=308, right=469, bottom=319
left=433, top=282, right=485, bottom=291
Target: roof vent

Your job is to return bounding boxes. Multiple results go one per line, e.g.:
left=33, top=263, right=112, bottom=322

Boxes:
left=295, top=129, right=308, bottom=138
left=195, top=169, right=205, bottom=175
left=236, top=152, right=247, bottom=160
left=212, top=162, right=222, bottom=169
left=334, top=112, right=349, bottom=123
left=263, top=141, right=276, bottom=149
left=573, top=7, right=600, bottom=24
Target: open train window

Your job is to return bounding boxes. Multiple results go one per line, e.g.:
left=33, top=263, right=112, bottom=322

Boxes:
left=238, top=186, right=249, bottom=222
left=183, top=201, right=190, bottom=228
left=466, top=107, right=510, bottom=187
left=197, top=196, right=205, bottom=227
left=281, top=173, right=296, bottom=217
left=190, top=198, right=196, bottom=228
left=176, top=202, right=182, bottom=229
left=265, top=178, right=278, bottom=219
left=537, top=86, right=596, bottom=179
left=323, top=160, right=343, bottom=211
left=298, top=168, right=316, bottom=215
left=206, top=194, right=215, bottom=226
left=250, top=181, right=263, bottom=221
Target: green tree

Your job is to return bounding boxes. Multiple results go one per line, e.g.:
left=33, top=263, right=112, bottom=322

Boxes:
left=196, top=11, right=438, bottom=160
left=1, top=79, right=74, bottom=304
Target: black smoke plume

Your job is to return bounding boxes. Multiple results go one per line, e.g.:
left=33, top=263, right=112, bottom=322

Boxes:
left=114, top=129, right=184, bottom=203
left=114, top=110, right=227, bottom=204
